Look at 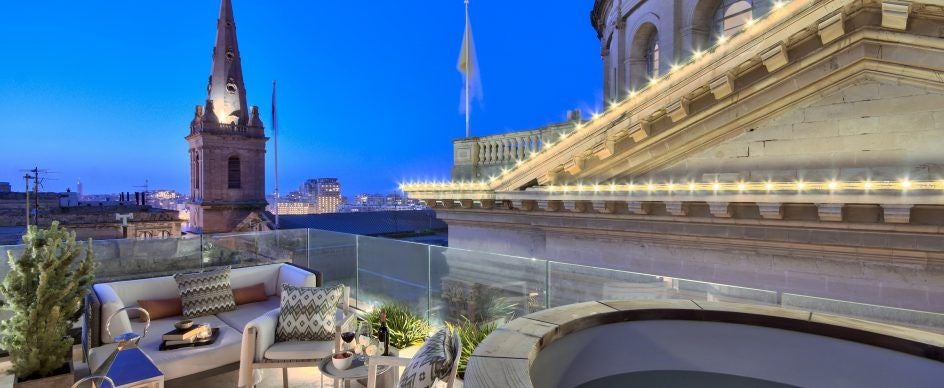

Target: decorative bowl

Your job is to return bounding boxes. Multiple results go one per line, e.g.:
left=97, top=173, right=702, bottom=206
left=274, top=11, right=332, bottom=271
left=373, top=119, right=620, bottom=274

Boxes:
left=331, top=351, right=354, bottom=370
left=174, top=319, right=194, bottom=330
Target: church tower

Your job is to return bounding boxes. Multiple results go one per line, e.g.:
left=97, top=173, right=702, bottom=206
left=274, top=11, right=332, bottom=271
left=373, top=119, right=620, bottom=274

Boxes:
left=186, top=0, right=268, bottom=234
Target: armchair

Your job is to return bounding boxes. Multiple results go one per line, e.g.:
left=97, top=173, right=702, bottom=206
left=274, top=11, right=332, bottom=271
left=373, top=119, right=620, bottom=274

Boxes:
left=367, top=327, right=461, bottom=388
left=238, top=285, right=356, bottom=388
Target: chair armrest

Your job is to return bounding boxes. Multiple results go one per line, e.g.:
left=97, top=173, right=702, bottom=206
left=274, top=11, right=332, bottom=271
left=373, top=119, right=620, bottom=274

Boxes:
left=94, top=284, right=132, bottom=344
left=277, top=264, right=321, bottom=294
left=243, top=307, right=280, bottom=362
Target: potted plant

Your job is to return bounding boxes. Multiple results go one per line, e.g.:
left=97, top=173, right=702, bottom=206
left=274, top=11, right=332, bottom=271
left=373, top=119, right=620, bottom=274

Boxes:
left=363, top=303, right=431, bottom=357
left=0, top=222, right=96, bottom=387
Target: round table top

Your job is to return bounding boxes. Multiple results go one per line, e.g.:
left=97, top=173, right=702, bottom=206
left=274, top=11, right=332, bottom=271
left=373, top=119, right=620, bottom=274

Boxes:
left=319, top=356, right=391, bottom=380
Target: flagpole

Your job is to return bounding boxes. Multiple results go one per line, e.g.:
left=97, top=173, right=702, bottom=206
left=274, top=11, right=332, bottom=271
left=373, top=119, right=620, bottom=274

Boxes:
left=272, top=80, right=280, bottom=230
left=465, top=0, right=471, bottom=138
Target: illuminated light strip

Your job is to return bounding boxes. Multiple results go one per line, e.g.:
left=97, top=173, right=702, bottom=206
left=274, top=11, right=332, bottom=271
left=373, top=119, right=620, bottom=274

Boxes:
left=400, top=180, right=940, bottom=193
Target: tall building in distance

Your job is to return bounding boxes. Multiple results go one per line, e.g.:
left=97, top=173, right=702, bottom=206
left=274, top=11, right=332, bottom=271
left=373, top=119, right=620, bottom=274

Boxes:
left=186, top=0, right=269, bottom=234
left=301, top=178, right=342, bottom=214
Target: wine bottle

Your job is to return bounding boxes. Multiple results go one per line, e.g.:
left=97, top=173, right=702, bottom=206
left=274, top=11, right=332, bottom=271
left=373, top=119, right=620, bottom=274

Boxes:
left=378, top=310, right=390, bottom=356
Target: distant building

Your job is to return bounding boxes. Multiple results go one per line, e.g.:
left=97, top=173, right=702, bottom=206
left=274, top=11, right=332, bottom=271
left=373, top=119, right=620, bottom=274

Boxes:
left=300, top=178, right=342, bottom=214
left=267, top=202, right=320, bottom=215
left=0, top=190, right=181, bottom=244
left=0, top=182, right=10, bottom=193
left=186, top=0, right=270, bottom=234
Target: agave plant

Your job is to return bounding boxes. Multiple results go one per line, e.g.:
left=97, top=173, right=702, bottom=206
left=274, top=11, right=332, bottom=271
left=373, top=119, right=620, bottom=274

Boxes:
left=363, top=303, right=431, bottom=349
left=449, top=317, right=497, bottom=379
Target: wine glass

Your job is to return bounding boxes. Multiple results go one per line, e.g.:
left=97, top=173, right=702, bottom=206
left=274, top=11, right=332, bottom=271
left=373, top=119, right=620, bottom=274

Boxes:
left=340, top=330, right=356, bottom=352
left=354, top=322, right=373, bottom=361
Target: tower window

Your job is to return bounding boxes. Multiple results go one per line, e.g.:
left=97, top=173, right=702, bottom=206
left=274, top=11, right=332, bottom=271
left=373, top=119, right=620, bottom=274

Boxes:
left=645, top=33, right=660, bottom=79
left=194, top=154, right=200, bottom=189
left=228, top=156, right=241, bottom=189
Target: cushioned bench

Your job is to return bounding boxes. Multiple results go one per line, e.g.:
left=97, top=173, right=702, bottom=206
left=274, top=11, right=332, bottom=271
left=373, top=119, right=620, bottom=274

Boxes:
left=82, top=263, right=321, bottom=383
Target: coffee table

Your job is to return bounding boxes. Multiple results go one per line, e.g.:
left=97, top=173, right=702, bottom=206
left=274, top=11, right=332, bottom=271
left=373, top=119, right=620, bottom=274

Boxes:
left=319, top=357, right=394, bottom=388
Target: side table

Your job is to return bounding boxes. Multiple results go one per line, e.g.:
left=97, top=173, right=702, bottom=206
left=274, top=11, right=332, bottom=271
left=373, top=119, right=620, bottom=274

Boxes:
left=319, top=357, right=395, bottom=388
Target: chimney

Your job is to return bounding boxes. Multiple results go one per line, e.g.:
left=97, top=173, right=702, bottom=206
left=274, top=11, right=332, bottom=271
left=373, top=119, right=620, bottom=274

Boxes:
left=567, top=109, right=582, bottom=122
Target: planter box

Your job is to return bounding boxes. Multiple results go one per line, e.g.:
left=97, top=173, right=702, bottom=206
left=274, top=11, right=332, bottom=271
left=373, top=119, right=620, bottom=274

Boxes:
left=13, top=362, right=74, bottom=388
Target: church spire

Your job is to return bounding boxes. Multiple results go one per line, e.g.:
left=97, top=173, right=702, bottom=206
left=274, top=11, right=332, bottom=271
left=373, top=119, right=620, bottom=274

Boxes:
left=206, top=0, right=249, bottom=126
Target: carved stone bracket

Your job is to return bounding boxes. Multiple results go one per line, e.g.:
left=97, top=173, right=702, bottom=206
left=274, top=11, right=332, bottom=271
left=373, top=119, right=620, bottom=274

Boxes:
left=437, top=200, right=456, bottom=209
left=590, top=200, right=613, bottom=214
left=458, top=199, right=473, bottom=209
left=818, top=13, right=845, bottom=45
left=707, top=202, right=733, bottom=218
left=882, top=1, right=911, bottom=30
left=761, top=43, right=789, bottom=72
left=564, top=156, right=587, bottom=175
left=593, top=138, right=617, bottom=160
left=758, top=203, right=784, bottom=220
left=536, top=200, right=562, bottom=212
left=665, top=201, right=690, bottom=216
left=881, top=204, right=913, bottom=224
left=629, top=120, right=651, bottom=142
left=816, top=203, right=844, bottom=222
left=666, top=97, right=692, bottom=123
left=627, top=201, right=651, bottom=215
left=512, top=199, right=536, bottom=212
left=709, top=73, right=736, bottom=99
left=479, top=199, right=495, bottom=210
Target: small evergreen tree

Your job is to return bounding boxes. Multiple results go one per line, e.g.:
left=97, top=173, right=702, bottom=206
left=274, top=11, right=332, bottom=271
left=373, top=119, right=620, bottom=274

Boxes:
left=0, top=222, right=95, bottom=378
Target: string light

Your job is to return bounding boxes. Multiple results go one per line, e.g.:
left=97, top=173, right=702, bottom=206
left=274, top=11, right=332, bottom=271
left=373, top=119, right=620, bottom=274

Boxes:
left=737, top=182, right=747, bottom=191
left=688, top=182, right=696, bottom=190
left=773, top=1, right=786, bottom=10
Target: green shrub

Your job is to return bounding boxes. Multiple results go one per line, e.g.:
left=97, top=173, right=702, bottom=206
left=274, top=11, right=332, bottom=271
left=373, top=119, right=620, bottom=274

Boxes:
left=363, top=303, right=431, bottom=350
left=0, top=223, right=96, bottom=378
left=449, top=317, right=497, bottom=379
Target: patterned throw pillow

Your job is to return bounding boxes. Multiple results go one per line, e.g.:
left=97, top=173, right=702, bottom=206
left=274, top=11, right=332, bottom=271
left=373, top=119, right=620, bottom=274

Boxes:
left=174, top=267, right=237, bottom=319
left=276, top=284, right=343, bottom=342
left=399, top=326, right=456, bottom=388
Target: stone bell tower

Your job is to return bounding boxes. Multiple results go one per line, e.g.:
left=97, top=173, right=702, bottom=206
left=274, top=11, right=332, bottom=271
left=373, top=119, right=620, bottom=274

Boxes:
left=186, top=0, right=268, bottom=234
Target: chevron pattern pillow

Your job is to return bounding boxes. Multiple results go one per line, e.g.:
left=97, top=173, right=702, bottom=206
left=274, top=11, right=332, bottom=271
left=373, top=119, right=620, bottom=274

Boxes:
left=399, top=326, right=456, bottom=388
left=276, top=284, right=343, bottom=342
left=174, top=267, right=237, bottom=319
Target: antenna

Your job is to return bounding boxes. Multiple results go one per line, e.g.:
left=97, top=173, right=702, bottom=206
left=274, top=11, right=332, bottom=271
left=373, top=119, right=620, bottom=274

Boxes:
left=19, top=167, right=55, bottom=226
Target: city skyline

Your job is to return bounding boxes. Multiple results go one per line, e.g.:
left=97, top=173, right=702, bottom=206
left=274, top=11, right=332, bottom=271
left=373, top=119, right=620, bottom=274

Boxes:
left=0, top=1, right=602, bottom=195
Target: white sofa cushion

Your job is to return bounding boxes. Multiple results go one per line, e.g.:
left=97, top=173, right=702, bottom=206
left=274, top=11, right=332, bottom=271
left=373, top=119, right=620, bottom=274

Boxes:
left=277, top=264, right=320, bottom=296
left=216, top=296, right=280, bottom=332
left=264, top=340, right=336, bottom=360
left=89, top=315, right=242, bottom=381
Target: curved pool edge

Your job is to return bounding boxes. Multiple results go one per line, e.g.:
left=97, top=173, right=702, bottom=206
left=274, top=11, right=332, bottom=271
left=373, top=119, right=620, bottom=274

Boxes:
left=463, top=299, right=944, bottom=388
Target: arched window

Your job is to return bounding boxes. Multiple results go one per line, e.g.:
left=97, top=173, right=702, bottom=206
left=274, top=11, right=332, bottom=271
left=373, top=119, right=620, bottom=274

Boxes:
left=628, top=23, right=659, bottom=90
left=645, top=33, right=660, bottom=79
left=228, top=156, right=241, bottom=189
left=194, top=154, right=200, bottom=189
left=714, top=1, right=753, bottom=38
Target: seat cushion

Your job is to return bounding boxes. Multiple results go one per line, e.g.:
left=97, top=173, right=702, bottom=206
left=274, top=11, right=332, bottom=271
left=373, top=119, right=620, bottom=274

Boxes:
left=174, top=267, right=237, bottom=319
left=276, top=284, right=343, bottom=342
left=88, top=315, right=241, bottom=381
left=264, top=340, right=336, bottom=360
left=216, top=296, right=280, bottom=332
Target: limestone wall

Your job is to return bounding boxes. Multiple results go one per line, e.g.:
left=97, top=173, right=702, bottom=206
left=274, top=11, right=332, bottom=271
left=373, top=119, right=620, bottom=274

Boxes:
left=650, top=76, right=944, bottom=183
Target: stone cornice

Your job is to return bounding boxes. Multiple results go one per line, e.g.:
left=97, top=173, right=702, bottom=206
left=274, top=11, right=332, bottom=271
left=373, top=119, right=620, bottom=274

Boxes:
left=486, top=0, right=944, bottom=192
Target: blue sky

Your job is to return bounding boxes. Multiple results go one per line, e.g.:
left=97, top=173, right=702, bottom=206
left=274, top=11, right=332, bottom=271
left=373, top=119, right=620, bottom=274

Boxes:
left=0, top=1, right=602, bottom=195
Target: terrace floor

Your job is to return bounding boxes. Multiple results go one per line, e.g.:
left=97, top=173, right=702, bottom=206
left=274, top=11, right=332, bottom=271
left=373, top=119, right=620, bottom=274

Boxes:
left=0, top=347, right=460, bottom=387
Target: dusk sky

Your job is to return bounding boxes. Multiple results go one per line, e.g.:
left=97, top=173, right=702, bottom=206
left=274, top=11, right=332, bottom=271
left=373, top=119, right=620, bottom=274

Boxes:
left=0, top=1, right=603, bottom=196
